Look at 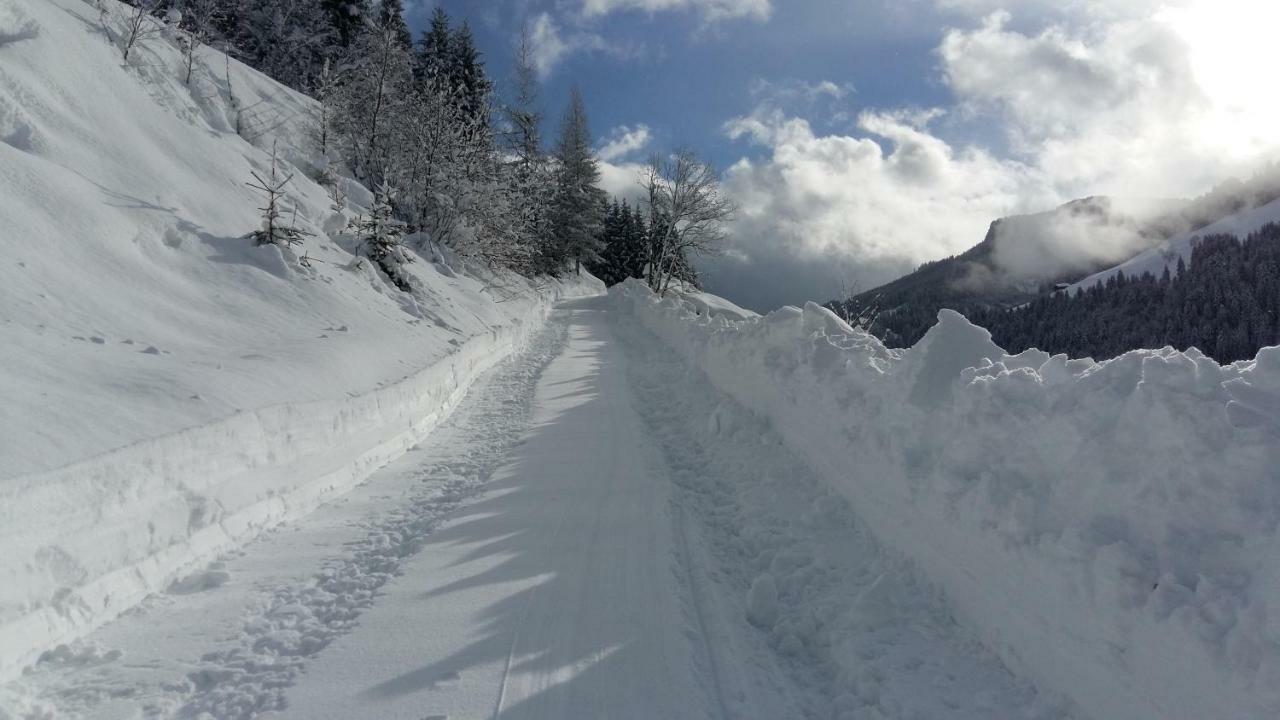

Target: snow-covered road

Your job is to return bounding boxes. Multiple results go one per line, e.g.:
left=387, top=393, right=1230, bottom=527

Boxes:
left=274, top=297, right=716, bottom=720
left=3, top=297, right=1077, bottom=719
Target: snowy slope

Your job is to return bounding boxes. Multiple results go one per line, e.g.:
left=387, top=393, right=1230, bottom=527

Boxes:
left=674, top=288, right=759, bottom=321
left=615, top=279, right=1280, bottom=720
left=0, top=0, right=599, bottom=681
left=1068, top=197, right=1280, bottom=291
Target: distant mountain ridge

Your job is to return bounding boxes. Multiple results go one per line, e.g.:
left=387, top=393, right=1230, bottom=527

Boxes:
left=832, top=164, right=1280, bottom=348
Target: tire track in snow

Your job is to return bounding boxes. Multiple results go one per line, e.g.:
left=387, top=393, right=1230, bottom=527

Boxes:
left=671, top=503, right=734, bottom=720
left=177, top=316, right=570, bottom=719
left=490, top=496, right=572, bottom=720
left=613, top=310, right=1083, bottom=720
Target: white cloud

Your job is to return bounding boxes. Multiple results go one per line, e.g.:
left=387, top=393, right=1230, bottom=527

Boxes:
left=597, top=160, right=648, bottom=205
left=579, top=0, right=772, bottom=23
left=597, top=124, right=653, bottom=163
left=708, top=108, right=1054, bottom=310
left=939, top=3, right=1280, bottom=195
left=707, top=0, right=1280, bottom=311
left=528, top=13, right=573, bottom=77
left=527, top=12, right=649, bottom=77
left=749, top=78, right=853, bottom=104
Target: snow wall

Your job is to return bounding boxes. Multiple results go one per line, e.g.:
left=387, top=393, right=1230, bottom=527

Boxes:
left=0, top=283, right=591, bottom=681
left=612, top=278, right=1280, bottom=720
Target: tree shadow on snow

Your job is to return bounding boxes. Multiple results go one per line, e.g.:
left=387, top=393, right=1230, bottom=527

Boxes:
left=356, top=300, right=711, bottom=720
left=97, top=185, right=296, bottom=279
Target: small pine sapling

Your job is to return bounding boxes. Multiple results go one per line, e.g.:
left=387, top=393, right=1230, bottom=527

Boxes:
left=350, top=183, right=413, bottom=292
left=246, top=147, right=312, bottom=248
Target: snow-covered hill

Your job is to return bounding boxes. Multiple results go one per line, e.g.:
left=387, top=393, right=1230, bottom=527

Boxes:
left=0, top=0, right=598, bottom=680
left=615, top=279, right=1280, bottom=720
left=1069, top=197, right=1280, bottom=292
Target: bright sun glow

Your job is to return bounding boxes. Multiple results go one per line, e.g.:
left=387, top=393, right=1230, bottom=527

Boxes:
left=1162, top=0, right=1280, bottom=159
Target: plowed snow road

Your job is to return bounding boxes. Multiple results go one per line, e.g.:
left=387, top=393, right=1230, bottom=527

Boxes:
left=3, top=296, right=1077, bottom=720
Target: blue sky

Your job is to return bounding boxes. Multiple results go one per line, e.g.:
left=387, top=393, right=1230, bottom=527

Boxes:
left=407, top=1, right=1280, bottom=311
left=411, top=1, right=954, bottom=173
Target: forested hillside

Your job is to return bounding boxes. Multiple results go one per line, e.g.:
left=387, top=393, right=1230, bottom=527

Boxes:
left=970, top=225, right=1280, bottom=363
left=109, top=0, right=613, bottom=278
left=832, top=166, right=1280, bottom=349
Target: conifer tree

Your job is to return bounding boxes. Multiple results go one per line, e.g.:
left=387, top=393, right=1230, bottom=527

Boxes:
left=549, top=87, right=606, bottom=275
left=323, top=0, right=370, bottom=48
left=503, top=24, right=554, bottom=274
left=416, top=7, right=452, bottom=83
left=350, top=182, right=413, bottom=291
left=246, top=147, right=311, bottom=248
left=449, top=22, right=492, bottom=126
left=376, top=0, right=412, bottom=50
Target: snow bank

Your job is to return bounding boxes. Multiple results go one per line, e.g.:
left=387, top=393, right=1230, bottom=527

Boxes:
left=0, top=0, right=601, bottom=678
left=673, top=288, right=759, bottom=321
left=613, top=279, right=1280, bottom=720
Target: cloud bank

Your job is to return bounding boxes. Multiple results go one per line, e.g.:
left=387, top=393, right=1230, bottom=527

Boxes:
left=708, top=0, right=1280, bottom=311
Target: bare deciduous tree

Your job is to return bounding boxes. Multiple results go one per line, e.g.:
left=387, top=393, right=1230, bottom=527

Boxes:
left=116, top=0, right=163, bottom=62
left=642, top=149, right=737, bottom=295
left=175, top=0, right=220, bottom=86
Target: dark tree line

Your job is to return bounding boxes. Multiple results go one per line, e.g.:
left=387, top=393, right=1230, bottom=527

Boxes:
left=586, top=198, right=699, bottom=289
left=967, top=225, right=1280, bottom=363
left=831, top=165, right=1280, bottom=350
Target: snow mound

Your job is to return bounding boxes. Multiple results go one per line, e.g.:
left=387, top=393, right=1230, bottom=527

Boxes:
left=0, top=0, right=600, bottom=680
left=674, top=288, right=759, bottom=321
left=613, top=278, right=1280, bottom=720
left=1070, top=197, right=1280, bottom=291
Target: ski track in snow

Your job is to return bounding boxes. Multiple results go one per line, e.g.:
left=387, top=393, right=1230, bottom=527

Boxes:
left=4, top=318, right=571, bottom=719
left=613, top=313, right=1085, bottom=720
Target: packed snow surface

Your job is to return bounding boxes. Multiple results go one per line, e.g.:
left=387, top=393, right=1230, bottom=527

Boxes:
left=0, top=0, right=599, bottom=682
left=2, top=298, right=1078, bottom=720
left=614, top=278, right=1280, bottom=720
left=4, top=0, right=1278, bottom=717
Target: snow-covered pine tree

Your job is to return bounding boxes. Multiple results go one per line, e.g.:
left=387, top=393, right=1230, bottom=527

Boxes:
left=502, top=23, right=554, bottom=275
left=549, top=87, right=606, bottom=275
left=627, top=202, right=649, bottom=280
left=231, top=0, right=334, bottom=93
left=246, top=147, right=311, bottom=248
left=350, top=182, right=413, bottom=291
left=415, top=7, right=452, bottom=85
left=375, top=0, right=412, bottom=51
left=322, top=0, right=370, bottom=49
left=449, top=22, right=493, bottom=128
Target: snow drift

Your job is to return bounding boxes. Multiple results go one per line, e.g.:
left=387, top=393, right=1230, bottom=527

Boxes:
left=613, top=278, right=1280, bottom=720
left=0, top=0, right=599, bottom=679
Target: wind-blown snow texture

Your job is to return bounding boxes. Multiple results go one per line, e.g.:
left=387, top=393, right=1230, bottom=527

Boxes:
left=0, top=0, right=600, bottom=681
left=613, top=279, right=1280, bottom=720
